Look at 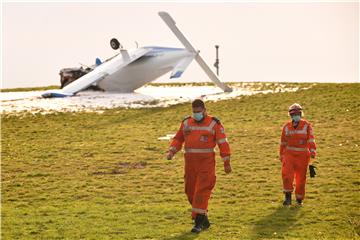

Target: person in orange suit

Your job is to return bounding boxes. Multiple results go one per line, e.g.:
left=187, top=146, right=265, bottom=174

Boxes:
left=167, top=99, right=231, bottom=233
left=280, top=103, right=317, bottom=206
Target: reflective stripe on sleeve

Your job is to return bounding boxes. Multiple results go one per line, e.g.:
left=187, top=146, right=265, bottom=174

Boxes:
left=183, top=119, right=189, bottom=134
left=184, top=119, right=189, bottom=128
left=286, top=146, right=307, bottom=152
left=217, top=138, right=228, bottom=144
left=169, top=146, right=177, bottom=152
left=184, top=148, right=215, bottom=153
left=208, top=120, right=217, bottom=130
left=310, top=149, right=316, bottom=153
left=280, top=141, right=287, bottom=146
left=308, top=139, right=315, bottom=143
left=222, top=156, right=230, bottom=161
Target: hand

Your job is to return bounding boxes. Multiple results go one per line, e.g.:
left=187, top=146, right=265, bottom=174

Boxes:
left=224, top=165, right=232, bottom=174
left=166, top=151, right=174, bottom=160
left=309, top=165, right=317, bottom=178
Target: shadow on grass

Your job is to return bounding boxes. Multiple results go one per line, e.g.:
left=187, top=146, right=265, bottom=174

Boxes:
left=162, top=231, right=199, bottom=240
left=251, top=206, right=303, bottom=239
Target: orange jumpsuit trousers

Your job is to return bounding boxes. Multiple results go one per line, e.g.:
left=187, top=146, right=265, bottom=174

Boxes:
left=169, top=115, right=231, bottom=217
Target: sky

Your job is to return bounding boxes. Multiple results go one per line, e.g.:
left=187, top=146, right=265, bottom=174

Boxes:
left=2, top=2, right=359, bottom=89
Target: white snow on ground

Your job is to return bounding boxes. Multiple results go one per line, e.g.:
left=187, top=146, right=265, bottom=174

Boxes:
left=0, top=83, right=307, bottom=115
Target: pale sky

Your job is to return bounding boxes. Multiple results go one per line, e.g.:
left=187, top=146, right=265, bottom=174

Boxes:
left=2, top=2, right=359, bottom=89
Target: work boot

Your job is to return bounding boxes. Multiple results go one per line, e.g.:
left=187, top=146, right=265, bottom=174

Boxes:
left=202, top=215, right=211, bottom=230
left=296, top=199, right=303, bottom=206
left=191, top=214, right=206, bottom=233
left=283, top=192, right=292, bottom=206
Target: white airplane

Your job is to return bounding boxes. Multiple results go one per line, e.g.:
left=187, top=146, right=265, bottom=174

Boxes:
left=42, top=11, right=232, bottom=98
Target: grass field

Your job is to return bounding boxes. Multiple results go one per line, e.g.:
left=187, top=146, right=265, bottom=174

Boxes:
left=0, top=86, right=59, bottom=92
left=1, top=83, right=360, bottom=239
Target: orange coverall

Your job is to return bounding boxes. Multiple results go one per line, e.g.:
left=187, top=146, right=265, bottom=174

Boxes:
left=280, top=119, right=316, bottom=200
left=169, top=115, right=231, bottom=217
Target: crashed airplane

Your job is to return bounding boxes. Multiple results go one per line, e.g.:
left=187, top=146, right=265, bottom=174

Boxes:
left=42, top=11, right=232, bottom=98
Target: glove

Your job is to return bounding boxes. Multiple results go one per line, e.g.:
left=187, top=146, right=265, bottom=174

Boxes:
left=309, top=165, right=317, bottom=178
left=224, top=164, right=232, bottom=174
left=166, top=151, right=174, bottom=160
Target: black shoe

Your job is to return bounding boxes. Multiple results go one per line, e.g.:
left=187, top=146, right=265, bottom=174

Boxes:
left=202, top=215, right=211, bottom=230
left=283, top=192, right=292, bottom=206
left=296, top=199, right=303, bottom=206
left=191, top=214, right=206, bottom=233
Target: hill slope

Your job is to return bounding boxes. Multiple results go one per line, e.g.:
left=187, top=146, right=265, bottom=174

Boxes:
left=1, top=83, right=359, bottom=239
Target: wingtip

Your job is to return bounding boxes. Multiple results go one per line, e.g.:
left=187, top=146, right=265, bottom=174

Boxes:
left=224, top=87, right=233, bottom=93
left=158, top=11, right=176, bottom=25
left=158, top=11, right=168, bottom=16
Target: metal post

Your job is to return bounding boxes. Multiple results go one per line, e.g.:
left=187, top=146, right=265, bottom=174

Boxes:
left=214, top=45, right=219, bottom=76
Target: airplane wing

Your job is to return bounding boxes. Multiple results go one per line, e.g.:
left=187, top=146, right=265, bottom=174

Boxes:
left=42, top=48, right=151, bottom=98
left=159, top=11, right=232, bottom=92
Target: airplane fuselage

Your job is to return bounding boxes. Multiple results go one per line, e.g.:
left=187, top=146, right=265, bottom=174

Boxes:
left=97, top=47, right=193, bottom=92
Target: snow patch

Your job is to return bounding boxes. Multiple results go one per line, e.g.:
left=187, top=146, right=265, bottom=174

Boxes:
left=1, top=84, right=304, bottom=115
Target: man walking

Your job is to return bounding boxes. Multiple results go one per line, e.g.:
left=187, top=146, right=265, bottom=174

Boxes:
left=167, top=99, right=231, bottom=233
left=280, top=103, right=317, bottom=206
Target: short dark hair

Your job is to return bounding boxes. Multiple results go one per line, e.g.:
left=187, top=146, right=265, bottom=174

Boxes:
left=192, top=99, right=205, bottom=109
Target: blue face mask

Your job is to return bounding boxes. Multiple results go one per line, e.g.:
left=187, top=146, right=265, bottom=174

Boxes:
left=291, top=115, right=301, bottom=122
left=193, top=112, right=204, bottom=121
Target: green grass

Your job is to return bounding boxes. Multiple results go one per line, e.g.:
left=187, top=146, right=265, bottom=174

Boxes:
left=0, top=86, right=59, bottom=92
left=1, top=83, right=360, bottom=239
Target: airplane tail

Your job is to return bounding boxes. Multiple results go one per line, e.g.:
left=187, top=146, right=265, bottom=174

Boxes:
left=95, top=58, right=102, bottom=66
left=170, top=56, right=194, bottom=79
left=159, top=11, right=232, bottom=92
